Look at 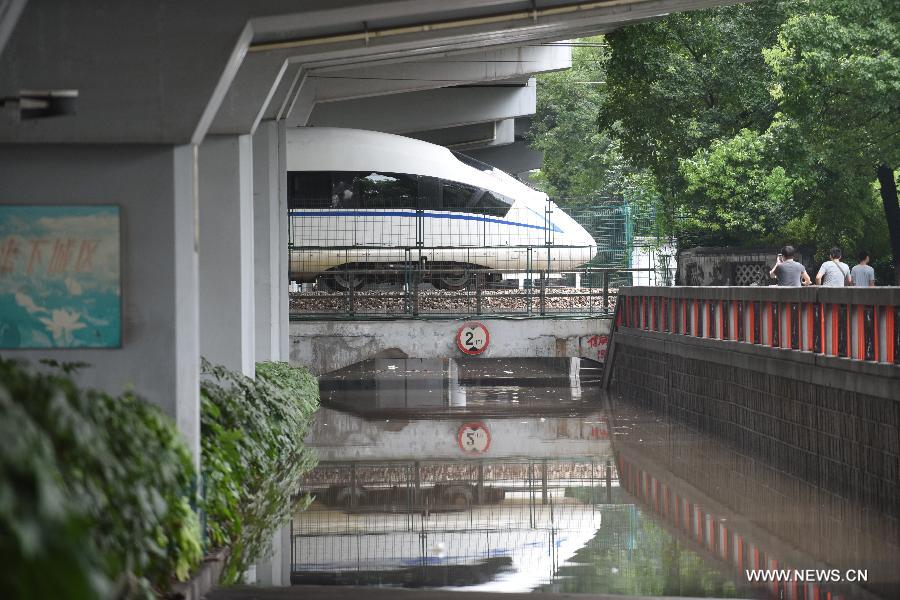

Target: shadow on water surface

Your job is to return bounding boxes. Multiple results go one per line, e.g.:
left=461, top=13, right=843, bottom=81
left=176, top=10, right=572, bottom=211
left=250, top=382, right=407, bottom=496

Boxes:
left=290, top=357, right=894, bottom=599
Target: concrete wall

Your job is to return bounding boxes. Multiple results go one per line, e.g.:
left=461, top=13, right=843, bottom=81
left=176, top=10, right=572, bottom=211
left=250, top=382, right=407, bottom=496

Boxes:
left=0, top=143, right=200, bottom=458
left=676, top=246, right=807, bottom=286
left=290, top=317, right=611, bottom=375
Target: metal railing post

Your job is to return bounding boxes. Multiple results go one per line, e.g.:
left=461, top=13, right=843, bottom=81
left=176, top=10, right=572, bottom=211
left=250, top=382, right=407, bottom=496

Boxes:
left=526, top=246, right=533, bottom=316
left=539, top=273, right=546, bottom=316
left=603, top=271, right=609, bottom=313
left=475, top=274, right=482, bottom=316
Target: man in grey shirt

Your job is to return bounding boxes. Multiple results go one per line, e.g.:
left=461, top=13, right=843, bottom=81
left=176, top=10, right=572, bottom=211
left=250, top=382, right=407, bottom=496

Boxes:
left=816, top=247, right=852, bottom=287
left=851, top=250, right=876, bottom=287
left=769, top=245, right=810, bottom=286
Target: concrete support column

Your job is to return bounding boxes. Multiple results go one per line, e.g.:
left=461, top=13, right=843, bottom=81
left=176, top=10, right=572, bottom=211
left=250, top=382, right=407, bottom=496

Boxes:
left=255, top=523, right=292, bottom=586
left=0, top=143, right=201, bottom=463
left=198, top=135, right=255, bottom=376
left=249, top=121, right=291, bottom=585
left=252, top=120, right=289, bottom=362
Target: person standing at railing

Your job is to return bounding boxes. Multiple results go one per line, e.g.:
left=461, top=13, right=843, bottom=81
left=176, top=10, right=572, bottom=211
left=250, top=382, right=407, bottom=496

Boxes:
left=850, top=250, right=876, bottom=287
left=815, top=247, right=852, bottom=287
left=769, top=245, right=811, bottom=286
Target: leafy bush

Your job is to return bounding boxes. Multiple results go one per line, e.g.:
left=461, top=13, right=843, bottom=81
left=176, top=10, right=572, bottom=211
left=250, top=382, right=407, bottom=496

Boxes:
left=0, top=358, right=202, bottom=599
left=200, top=360, right=318, bottom=583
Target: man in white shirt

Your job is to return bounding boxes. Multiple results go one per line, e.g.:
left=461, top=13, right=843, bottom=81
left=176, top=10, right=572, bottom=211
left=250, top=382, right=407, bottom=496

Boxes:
left=816, top=247, right=852, bottom=287
left=850, top=250, right=876, bottom=287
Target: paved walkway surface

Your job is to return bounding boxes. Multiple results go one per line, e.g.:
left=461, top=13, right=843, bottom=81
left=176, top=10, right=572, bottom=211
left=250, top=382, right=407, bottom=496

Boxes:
left=206, top=585, right=746, bottom=600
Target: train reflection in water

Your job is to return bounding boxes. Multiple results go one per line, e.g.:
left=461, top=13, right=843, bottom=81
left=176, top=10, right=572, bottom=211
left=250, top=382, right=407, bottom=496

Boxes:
left=291, top=357, right=891, bottom=598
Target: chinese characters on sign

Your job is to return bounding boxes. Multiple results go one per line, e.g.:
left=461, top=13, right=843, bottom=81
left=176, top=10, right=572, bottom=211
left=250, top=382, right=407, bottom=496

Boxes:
left=0, top=206, right=121, bottom=348
left=586, top=334, right=609, bottom=362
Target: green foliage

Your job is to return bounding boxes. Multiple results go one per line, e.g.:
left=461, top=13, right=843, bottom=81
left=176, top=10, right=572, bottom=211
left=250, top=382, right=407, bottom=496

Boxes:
left=530, top=38, right=631, bottom=205
left=763, top=0, right=899, bottom=269
left=764, top=0, right=900, bottom=173
left=532, top=0, right=897, bottom=273
left=200, top=360, right=318, bottom=583
left=599, top=1, right=787, bottom=207
left=0, top=358, right=202, bottom=599
left=679, top=128, right=797, bottom=244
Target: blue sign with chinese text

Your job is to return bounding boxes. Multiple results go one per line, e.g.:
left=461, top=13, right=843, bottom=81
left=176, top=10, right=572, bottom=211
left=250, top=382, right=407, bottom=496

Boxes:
left=0, top=205, right=121, bottom=348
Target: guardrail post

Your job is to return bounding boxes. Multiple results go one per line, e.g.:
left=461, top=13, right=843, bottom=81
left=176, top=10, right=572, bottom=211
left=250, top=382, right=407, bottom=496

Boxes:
left=475, top=275, right=482, bottom=316
left=526, top=246, right=533, bottom=316
left=605, top=459, right=612, bottom=503
left=539, top=273, right=546, bottom=316
left=412, top=262, right=420, bottom=318
left=602, top=270, right=609, bottom=313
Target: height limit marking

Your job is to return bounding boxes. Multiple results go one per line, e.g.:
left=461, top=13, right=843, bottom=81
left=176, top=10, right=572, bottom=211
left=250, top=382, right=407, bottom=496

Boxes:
left=456, top=322, right=490, bottom=355
left=457, top=422, right=491, bottom=454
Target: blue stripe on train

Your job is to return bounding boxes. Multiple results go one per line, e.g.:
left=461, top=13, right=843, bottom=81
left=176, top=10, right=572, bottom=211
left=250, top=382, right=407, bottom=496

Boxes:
left=289, top=209, right=563, bottom=234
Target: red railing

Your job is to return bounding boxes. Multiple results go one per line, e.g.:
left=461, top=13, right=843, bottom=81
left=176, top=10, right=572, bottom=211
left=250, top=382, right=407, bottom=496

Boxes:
left=616, top=287, right=900, bottom=365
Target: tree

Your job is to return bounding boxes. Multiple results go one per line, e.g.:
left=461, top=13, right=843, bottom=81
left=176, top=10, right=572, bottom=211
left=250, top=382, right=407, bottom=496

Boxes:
left=598, top=0, right=789, bottom=226
left=529, top=38, right=636, bottom=208
left=678, top=128, right=797, bottom=245
left=764, top=0, right=900, bottom=281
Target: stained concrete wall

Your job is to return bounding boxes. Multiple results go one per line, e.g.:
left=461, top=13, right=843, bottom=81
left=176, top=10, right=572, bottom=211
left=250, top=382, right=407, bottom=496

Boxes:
left=289, top=317, right=611, bottom=375
left=0, top=143, right=200, bottom=458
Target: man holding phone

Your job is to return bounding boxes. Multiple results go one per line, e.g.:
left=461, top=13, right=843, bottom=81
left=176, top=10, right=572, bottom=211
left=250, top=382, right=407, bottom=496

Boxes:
left=769, top=245, right=811, bottom=286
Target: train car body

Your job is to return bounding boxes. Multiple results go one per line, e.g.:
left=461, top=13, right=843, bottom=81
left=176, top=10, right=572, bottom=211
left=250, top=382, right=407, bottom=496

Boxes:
left=286, top=127, right=596, bottom=289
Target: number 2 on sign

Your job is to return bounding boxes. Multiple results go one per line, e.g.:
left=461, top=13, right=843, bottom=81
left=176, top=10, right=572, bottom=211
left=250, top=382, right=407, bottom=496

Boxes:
left=456, top=322, right=489, bottom=355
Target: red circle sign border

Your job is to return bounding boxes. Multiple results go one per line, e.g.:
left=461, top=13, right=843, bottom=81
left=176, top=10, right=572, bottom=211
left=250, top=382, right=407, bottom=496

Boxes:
left=456, top=321, right=490, bottom=355
left=457, top=421, right=492, bottom=454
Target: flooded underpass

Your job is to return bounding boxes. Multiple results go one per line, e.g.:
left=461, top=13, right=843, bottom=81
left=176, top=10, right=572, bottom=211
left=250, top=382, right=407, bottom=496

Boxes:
left=285, top=358, right=896, bottom=600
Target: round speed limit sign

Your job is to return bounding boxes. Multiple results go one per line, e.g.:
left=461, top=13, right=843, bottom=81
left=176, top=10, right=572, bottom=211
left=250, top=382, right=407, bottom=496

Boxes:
left=458, top=422, right=491, bottom=454
left=456, top=322, right=490, bottom=355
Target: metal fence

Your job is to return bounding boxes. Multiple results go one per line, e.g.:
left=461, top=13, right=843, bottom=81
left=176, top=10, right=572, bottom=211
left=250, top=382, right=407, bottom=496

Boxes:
left=289, top=198, right=672, bottom=319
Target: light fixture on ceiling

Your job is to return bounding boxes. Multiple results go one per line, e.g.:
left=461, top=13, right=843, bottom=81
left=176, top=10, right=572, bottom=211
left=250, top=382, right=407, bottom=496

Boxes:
left=0, top=89, right=78, bottom=120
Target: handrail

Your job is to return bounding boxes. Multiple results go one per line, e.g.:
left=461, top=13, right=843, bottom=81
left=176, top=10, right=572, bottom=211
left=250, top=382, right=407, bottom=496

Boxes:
left=616, top=286, right=900, bottom=365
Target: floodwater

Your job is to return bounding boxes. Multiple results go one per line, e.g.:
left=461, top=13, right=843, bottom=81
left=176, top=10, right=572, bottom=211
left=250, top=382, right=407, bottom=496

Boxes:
left=293, top=358, right=895, bottom=599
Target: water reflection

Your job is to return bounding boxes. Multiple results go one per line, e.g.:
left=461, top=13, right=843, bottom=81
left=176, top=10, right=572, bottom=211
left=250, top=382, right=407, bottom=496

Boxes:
left=293, top=358, right=892, bottom=599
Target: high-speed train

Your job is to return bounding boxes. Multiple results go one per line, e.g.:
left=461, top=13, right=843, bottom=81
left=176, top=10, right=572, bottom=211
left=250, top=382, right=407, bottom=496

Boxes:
left=287, top=127, right=596, bottom=290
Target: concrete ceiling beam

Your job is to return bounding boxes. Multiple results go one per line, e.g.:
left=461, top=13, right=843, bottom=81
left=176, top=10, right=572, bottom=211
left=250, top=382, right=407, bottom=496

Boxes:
left=305, top=78, right=536, bottom=135
left=212, top=44, right=569, bottom=134
left=409, top=118, right=517, bottom=151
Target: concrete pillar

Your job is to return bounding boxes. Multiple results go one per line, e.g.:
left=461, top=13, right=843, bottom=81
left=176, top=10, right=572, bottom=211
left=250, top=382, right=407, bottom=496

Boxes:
left=255, top=523, right=292, bottom=586
left=0, top=143, right=201, bottom=463
left=249, top=121, right=292, bottom=586
left=252, top=121, right=289, bottom=362
left=198, top=135, right=255, bottom=376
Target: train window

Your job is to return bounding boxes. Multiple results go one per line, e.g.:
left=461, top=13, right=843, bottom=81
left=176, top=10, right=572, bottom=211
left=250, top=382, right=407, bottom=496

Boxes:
left=288, top=171, right=332, bottom=209
left=475, top=190, right=512, bottom=217
left=418, top=176, right=442, bottom=210
left=329, top=173, right=361, bottom=209
left=289, top=171, right=512, bottom=217
left=442, top=180, right=478, bottom=213
left=357, top=172, right=418, bottom=209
